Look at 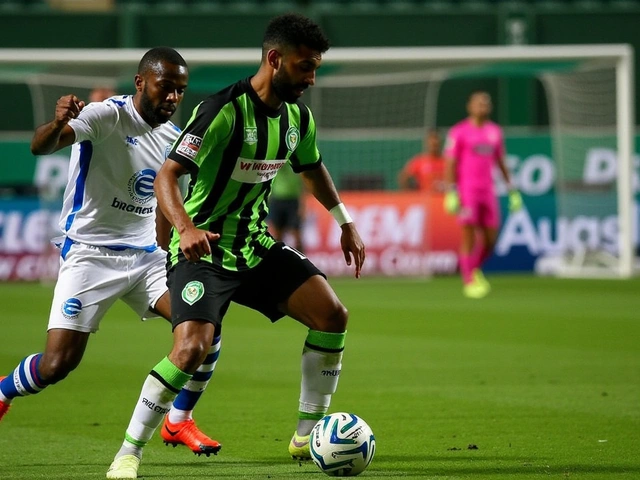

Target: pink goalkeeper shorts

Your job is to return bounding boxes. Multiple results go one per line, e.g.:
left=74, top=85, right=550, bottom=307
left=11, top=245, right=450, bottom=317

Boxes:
left=458, top=190, right=500, bottom=228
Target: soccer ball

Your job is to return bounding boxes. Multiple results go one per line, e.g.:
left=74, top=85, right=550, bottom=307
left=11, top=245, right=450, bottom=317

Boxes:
left=310, top=412, right=376, bottom=477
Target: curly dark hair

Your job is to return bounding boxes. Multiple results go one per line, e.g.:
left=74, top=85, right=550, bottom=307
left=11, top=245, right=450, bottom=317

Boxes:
left=138, top=47, right=187, bottom=76
left=262, top=13, right=330, bottom=58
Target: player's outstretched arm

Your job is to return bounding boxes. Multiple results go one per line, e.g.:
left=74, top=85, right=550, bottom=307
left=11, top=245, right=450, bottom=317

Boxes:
left=301, top=165, right=365, bottom=278
left=155, top=159, right=219, bottom=262
left=31, top=94, right=84, bottom=155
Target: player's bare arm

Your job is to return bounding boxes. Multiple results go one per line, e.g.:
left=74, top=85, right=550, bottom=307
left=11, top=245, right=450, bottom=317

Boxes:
left=398, top=167, right=412, bottom=190
left=155, top=159, right=219, bottom=262
left=444, top=155, right=457, bottom=189
left=155, top=206, right=172, bottom=251
left=301, top=165, right=366, bottom=278
left=496, top=156, right=512, bottom=186
left=31, top=94, right=84, bottom=155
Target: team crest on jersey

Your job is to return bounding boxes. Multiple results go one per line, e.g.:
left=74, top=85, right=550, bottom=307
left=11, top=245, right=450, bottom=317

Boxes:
left=182, top=281, right=204, bottom=306
left=245, top=127, right=258, bottom=145
left=127, top=168, right=157, bottom=204
left=285, top=126, right=299, bottom=152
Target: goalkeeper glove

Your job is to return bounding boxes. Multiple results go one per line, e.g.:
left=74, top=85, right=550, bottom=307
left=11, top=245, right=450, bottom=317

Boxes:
left=444, top=189, right=460, bottom=215
left=508, top=189, right=523, bottom=213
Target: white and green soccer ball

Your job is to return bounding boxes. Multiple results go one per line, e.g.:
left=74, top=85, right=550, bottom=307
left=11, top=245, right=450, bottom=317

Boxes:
left=310, top=412, right=376, bottom=477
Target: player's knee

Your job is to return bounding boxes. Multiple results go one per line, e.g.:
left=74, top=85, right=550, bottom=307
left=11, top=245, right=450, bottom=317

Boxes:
left=317, top=302, right=348, bottom=333
left=172, top=339, right=211, bottom=373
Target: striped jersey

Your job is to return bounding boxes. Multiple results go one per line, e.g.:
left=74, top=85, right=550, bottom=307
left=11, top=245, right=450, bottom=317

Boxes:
left=167, top=77, right=322, bottom=271
left=61, top=95, right=180, bottom=252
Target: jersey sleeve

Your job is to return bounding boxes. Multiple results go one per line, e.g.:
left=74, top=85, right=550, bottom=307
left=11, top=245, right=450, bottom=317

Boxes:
left=290, top=104, right=321, bottom=173
left=443, top=125, right=461, bottom=161
left=168, top=98, right=233, bottom=174
left=68, top=102, right=119, bottom=144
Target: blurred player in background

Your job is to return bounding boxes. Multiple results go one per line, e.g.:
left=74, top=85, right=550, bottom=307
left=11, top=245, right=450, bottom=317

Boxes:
left=443, top=91, right=522, bottom=298
left=108, top=13, right=365, bottom=479
left=268, top=161, right=306, bottom=251
left=398, top=128, right=446, bottom=193
left=0, top=47, right=222, bottom=473
left=89, top=86, right=116, bottom=103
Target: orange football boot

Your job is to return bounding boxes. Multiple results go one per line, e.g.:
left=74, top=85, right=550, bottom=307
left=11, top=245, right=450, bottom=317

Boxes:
left=161, top=416, right=222, bottom=457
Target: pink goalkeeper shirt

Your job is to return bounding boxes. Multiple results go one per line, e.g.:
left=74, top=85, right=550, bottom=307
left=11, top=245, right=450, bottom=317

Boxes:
left=443, top=118, right=505, bottom=194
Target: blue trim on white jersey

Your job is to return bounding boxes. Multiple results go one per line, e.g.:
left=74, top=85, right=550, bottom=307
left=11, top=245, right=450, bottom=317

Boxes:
left=64, top=140, right=93, bottom=232
left=60, top=236, right=75, bottom=260
left=60, top=236, right=157, bottom=255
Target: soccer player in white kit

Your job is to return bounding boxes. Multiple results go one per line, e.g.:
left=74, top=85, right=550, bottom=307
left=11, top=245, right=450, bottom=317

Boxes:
left=0, top=48, right=221, bottom=471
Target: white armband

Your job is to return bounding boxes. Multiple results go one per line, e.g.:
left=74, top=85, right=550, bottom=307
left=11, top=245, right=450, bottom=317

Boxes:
left=329, top=203, right=353, bottom=226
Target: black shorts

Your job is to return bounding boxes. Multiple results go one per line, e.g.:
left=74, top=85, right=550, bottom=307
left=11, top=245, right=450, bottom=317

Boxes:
left=268, top=198, right=301, bottom=230
left=167, top=242, right=325, bottom=329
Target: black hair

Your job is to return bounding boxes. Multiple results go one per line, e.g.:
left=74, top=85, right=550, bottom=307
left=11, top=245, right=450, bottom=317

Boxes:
left=262, top=13, right=330, bottom=58
left=468, top=90, right=490, bottom=102
left=138, top=47, right=187, bottom=75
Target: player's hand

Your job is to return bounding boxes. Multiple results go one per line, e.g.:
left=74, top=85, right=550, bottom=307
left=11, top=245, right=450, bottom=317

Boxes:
left=54, top=95, right=85, bottom=127
left=179, top=227, right=220, bottom=262
left=508, top=189, right=523, bottom=213
left=340, top=223, right=365, bottom=279
left=444, top=190, right=460, bottom=215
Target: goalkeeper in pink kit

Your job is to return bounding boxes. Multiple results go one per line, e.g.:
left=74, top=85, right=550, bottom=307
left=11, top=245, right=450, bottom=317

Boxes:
left=443, top=91, right=523, bottom=298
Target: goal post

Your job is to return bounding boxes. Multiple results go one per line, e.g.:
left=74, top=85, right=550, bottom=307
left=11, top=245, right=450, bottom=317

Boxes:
left=0, top=45, right=634, bottom=278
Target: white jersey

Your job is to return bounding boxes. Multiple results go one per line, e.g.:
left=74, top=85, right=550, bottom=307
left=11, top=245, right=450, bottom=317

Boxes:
left=60, top=95, right=180, bottom=251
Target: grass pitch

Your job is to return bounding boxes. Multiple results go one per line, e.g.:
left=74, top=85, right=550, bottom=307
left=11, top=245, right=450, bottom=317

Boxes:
left=0, top=275, right=639, bottom=479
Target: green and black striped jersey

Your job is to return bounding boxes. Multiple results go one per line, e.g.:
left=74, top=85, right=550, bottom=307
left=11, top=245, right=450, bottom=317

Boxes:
left=167, top=77, right=322, bottom=271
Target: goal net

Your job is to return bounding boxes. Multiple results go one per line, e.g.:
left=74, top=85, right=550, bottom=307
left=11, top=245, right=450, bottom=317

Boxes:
left=0, top=45, right=635, bottom=278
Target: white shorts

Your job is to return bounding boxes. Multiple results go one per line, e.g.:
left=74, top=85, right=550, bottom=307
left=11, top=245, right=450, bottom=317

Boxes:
left=47, top=242, right=168, bottom=333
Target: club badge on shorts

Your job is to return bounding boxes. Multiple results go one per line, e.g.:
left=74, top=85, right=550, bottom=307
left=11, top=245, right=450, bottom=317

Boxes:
left=182, top=280, right=204, bottom=306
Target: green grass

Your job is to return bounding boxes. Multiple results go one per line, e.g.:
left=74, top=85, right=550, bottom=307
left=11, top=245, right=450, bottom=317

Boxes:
left=0, top=275, right=639, bottom=479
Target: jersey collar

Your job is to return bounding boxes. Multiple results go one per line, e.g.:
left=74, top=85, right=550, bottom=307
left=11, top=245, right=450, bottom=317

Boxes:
left=243, top=77, right=285, bottom=118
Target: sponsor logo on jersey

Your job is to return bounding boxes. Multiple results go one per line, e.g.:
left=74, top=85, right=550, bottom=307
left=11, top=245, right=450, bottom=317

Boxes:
left=164, top=143, right=172, bottom=160
left=182, top=280, right=204, bottom=306
left=285, top=126, right=299, bottom=152
left=473, top=143, right=495, bottom=156
left=61, top=297, right=82, bottom=319
left=127, top=168, right=157, bottom=204
left=176, top=133, right=202, bottom=160
left=111, top=197, right=154, bottom=215
left=244, top=127, right=258, bottom=145
left=125, top=136, right=139, bottom=146
left=231, top=157, right=287, bottom=184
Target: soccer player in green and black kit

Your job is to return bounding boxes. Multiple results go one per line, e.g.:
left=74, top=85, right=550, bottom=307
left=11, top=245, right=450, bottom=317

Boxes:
left=106, top=13, right=365, bottom=478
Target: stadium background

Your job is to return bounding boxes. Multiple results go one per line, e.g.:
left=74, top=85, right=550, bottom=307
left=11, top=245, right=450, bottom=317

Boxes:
left=0, top=0, right=639, bottom=279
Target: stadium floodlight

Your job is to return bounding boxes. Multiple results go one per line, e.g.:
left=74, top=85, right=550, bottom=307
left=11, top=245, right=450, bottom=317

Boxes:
left=0, top=44, right=634, bottom=278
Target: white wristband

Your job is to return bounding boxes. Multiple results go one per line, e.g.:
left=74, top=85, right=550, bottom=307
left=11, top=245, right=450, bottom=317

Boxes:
left=329, top=203, right=353, bottom=226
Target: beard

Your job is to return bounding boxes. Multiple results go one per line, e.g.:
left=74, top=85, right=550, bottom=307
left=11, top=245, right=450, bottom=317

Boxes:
left=272, top=70, right=305, bottom=104
left=139, top=87, right=174, bottom=126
